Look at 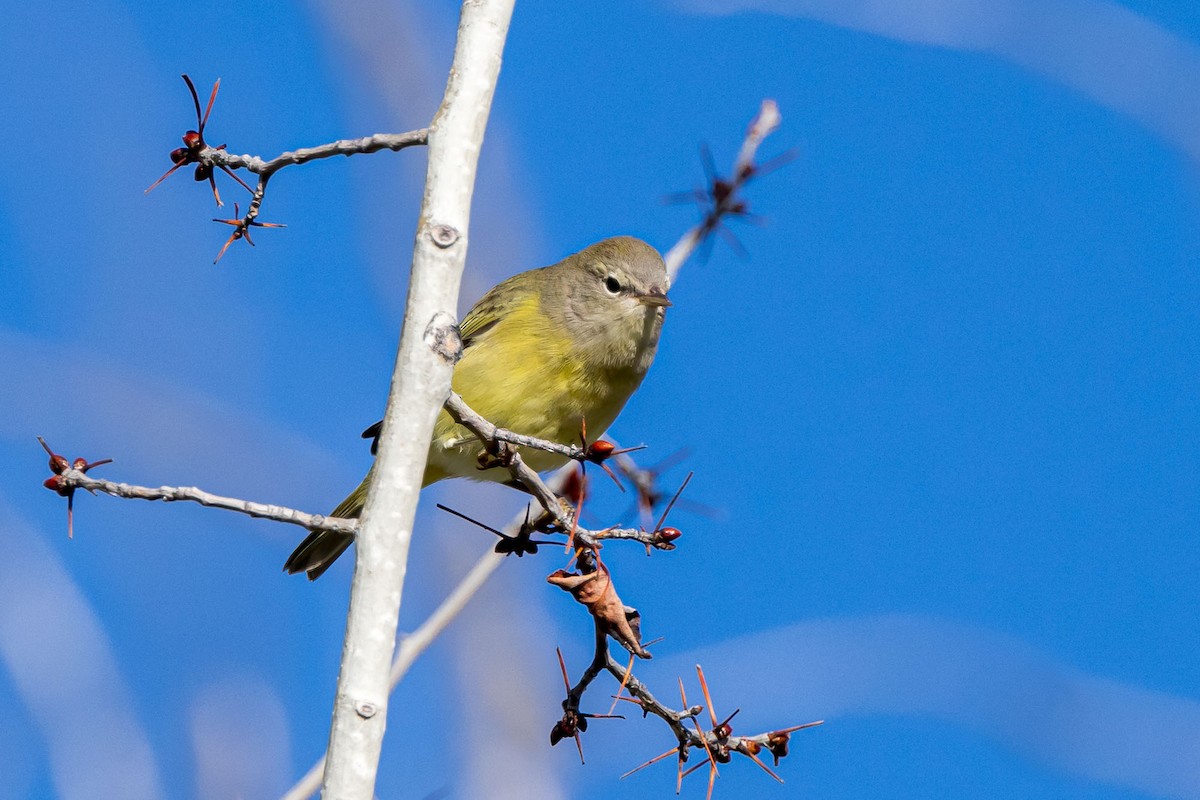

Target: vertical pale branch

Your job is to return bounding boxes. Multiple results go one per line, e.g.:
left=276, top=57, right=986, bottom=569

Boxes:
left=319, top=1, right=515, bottom=798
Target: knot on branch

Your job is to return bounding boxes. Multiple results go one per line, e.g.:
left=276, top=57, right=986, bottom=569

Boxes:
left=428, top=222, right=460, bottom=248
left=424, top=311, right=462, bottom=365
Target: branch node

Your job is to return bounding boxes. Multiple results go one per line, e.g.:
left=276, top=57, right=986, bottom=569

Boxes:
left=429, top=222, right=461, bottom=248
left=424, top=311, right=463, bottom=365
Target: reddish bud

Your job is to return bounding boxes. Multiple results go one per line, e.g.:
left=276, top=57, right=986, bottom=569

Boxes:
left=657, top=527, right=682, bottom=542
left=72, top=457, right=88, bottom=471
left=182, top=130, right=202, bottom=148
left=767, top=731, right=791, bottom=765
left=170, top=147, right=189, bottom=164
left=43, top=476, right=63, bottom=492
left=48, top=454, right=69, bottom=474
left=587, top=440, right=615, bottom=460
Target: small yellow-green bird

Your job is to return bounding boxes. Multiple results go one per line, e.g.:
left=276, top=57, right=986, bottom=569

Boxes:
left=285, top=236, right=670, bottom=579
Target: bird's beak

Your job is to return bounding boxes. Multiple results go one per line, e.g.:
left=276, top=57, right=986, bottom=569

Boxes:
left=637, top=287, right=672, bottom=308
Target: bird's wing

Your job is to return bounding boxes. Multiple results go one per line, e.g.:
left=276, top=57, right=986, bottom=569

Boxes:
left=360, top=268, right=544, bottom=453
left=458, top=268, right=541, bottom=348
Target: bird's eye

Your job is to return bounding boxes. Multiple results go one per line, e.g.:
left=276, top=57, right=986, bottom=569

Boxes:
left=604, top=275, right=621, bottom=294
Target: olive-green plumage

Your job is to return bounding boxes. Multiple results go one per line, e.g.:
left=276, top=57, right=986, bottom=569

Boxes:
left=284, top=236, right=669, bottom=579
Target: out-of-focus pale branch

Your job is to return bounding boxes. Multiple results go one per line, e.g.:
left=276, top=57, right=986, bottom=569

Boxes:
left=281, top=473, right=562, bottom=800
left=663, top=99, right=783, bottom=281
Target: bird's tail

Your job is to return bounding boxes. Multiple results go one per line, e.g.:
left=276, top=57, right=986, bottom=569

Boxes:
left=283, top=470, right=371, bottom=581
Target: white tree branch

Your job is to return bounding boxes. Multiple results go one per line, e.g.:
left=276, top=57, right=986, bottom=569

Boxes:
left=282, top=546, right=506, bottom=800
left=318, top=1, right=515, bottom=797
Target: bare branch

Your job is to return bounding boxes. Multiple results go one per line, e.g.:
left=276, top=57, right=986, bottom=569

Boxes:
left=47, top=467, right=357, bottom=535
left=208, top=130, right=430, bottom=177
left=444, top=391, right=587, bottom=461
left=441, top=392, right=676, bottom=551
left=207, top=131, right=428, bottom=258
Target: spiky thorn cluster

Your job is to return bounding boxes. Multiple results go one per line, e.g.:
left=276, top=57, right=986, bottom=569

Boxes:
left=560, top=624, right=823, bottom=799
left=145, top=74, right=429, bottom=262
left=37, top=437, right=112, bottom=539
left=430, top=395, right=823, bottom=795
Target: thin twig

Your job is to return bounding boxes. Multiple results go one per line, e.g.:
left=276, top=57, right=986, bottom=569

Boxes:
left=444, top=392, right=588, bottom=461
left=442, top=393, right=674, bottom=551
left=207, top=130, right=428, bottom=233
left=51, top=469, right=356, bottom=534
left=209, top=130, right=430, bottom=176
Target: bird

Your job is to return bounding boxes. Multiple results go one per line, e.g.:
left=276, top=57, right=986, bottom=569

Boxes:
left=285, top=236, right=670, bottom=579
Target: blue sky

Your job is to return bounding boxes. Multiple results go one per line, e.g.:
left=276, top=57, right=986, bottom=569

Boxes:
left=2, top=1, right=1199, bottom=798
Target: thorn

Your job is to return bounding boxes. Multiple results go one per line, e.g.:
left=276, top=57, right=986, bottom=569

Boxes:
left=207, top=170, right=223, bottom=207
left=201, top=77, right=220, bottom=132
left=677, top=748, right=688, bottom=795
left=607, top=651, right=636, bottom=717
left=211, top=203, right=285, bottom=263
left=565, top=464, right=583, bottom=553
left=696, top=664, right=718, bottom=727
left=218, top=164, right=255, bottom=194
left=182, top=74, right=203, bottom=129
left=555, top=647, right=574, bottom=695
left=754, top=147, right=799, bottom=179
left=654, top=471, right=693, bottom=533
left=700, top=142, right=718, bottom=183
left=620, top=745, right=678, bottom=780
left=573, top=730, right=585, bottom=765
left=144, top=161, right=187, bottom=194
left=743, top=747, right=784, bottom=784
left=717, top=224, right=749, bottom=260
left=662, top=189, right=710, bottom=206
left=772, top=721, right=825, bottom=735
